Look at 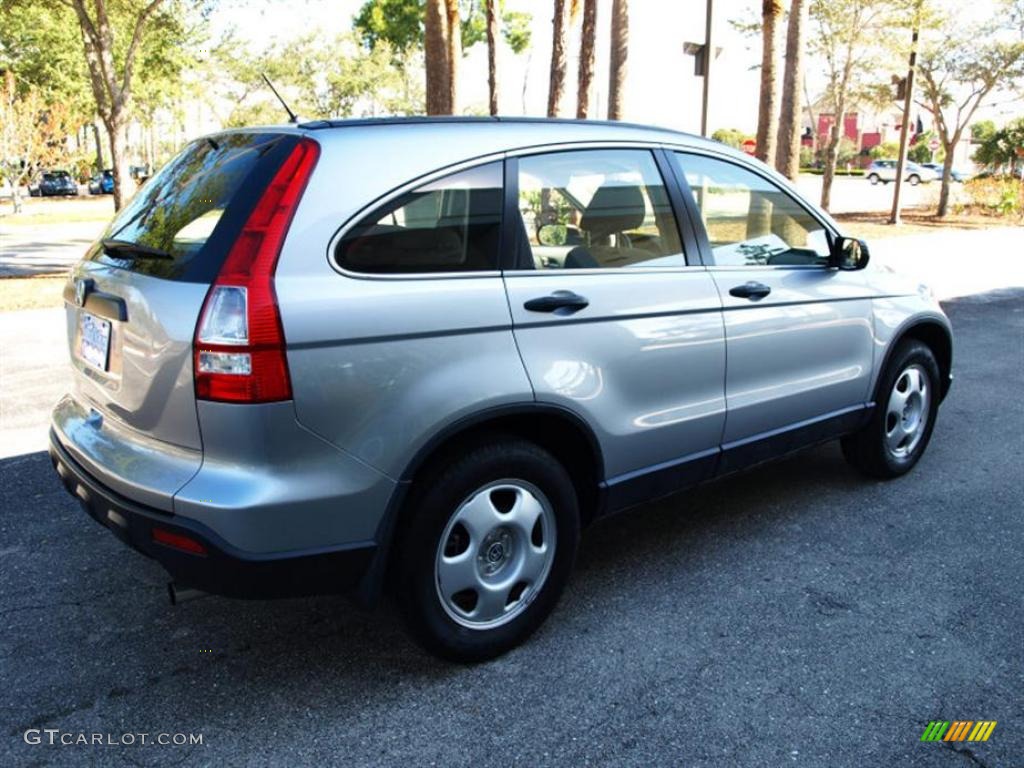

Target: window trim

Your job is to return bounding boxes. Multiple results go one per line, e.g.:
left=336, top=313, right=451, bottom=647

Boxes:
left=668, top=146, right=840, bottom=271
left=326, top=152, right=507, bottom=281
left=501, top=142, right=702, bottom=276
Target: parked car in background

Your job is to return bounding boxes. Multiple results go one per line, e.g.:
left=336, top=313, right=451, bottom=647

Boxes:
left=88, top=170, right=115, bottom=195
left=921, top=163, right=971, bottom=183
left=50, top=118, right=953, bottom=661
left=866, top=160, right=937, bottom=185
left=28, top=170, right=79, bottom=197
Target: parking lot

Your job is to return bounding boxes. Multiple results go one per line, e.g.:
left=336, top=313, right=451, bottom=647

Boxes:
left=1, top=287, right=1021, bottom=767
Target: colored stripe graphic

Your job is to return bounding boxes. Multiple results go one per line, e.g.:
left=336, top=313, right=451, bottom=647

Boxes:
left=922, top=720, right=997, bottom=742
left=921, top=721, right=950, bottom=741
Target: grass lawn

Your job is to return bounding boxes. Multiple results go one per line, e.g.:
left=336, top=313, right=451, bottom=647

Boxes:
left=0, top=195, right=114, bottom=226
left=832, top=207, right=1022, bottom=240
left=0, top=276, right=66, bottom=312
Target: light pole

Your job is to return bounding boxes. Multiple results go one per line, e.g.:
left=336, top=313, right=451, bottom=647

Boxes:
left=890, top=1, right=923, bottom=225
left=701, top=0, right=714, bottom=137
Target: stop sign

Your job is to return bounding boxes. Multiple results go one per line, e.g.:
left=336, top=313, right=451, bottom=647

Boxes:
left=928, top=138, right=940, bottom=151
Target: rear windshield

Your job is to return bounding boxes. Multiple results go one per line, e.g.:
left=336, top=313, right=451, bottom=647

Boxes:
left=87, top=132, right=297, bottom=282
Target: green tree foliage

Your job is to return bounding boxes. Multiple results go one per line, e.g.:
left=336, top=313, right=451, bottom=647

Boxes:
left=972, top=117, right=1024, bottom=174
left=907, top=131, right=942, bottom=163
left=354, top=0, right=531, bottom=56
left=213, top=32, right=424, bottom=126
left=916, top=0, right=1024, bottom=214
left=869, top=140, right=900, bottom=159
left=711, top=128, right=753, bottom=149
left=0, top=2, right=91, bottom=119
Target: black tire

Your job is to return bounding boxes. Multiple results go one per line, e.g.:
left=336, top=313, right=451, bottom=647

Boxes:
left=868, top=173, right=880, bottom=185
left=397, top=437, right=580, bottom=662
left=842, top=340, right=941, bottom=479
left=908, top=174, right=920, bottom=186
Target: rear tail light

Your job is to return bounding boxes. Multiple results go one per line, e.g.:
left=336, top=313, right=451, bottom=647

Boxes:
left=194, top=138, right=319, bottom=403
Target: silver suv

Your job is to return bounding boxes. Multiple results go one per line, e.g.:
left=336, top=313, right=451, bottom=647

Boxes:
left=50, top=118, right=953, bottom=661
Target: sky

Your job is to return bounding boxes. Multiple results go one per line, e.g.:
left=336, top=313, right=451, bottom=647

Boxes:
left=210, top=0, right=764, bottom=133
left=207, top=0, right=1019, bottom=134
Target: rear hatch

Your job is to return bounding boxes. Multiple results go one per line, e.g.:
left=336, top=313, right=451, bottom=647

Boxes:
left=62, top=131, right=302, bottom=456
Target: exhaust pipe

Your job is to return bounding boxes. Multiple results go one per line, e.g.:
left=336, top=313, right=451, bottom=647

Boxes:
left=167, top=582, right=208, bottom=606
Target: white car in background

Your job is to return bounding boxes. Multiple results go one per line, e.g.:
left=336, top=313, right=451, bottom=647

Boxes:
left=866, top=160, right=937, bottom=185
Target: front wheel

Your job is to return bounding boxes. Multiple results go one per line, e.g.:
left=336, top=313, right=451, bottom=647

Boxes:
left=868, top=173, right=880, bottom=185
left=397, top=438, right=580, bottom=662
left=908, top=174, right=921, bottom=186
left=842, top=340, right=940, bottom=479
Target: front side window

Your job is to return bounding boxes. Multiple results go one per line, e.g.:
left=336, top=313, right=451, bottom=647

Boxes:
left=336, top=162, right=503, bottom=274
left=674, top=152, right=830, bottom=267
left=516, top=149, right=684, bottom=270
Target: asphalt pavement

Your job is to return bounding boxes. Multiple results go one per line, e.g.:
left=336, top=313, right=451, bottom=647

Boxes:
left=1, top=289, right=1021, bottom=767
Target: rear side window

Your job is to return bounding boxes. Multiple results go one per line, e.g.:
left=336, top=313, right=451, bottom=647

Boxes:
left=88, top=132, right=295, bottom=282
left=335, top=162, right=503, bottom=274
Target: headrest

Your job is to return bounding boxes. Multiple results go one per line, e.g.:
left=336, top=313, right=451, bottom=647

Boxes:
left=580, top=185, right=646, bottom=238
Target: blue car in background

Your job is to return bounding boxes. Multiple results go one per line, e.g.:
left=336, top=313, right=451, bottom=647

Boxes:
left=88, top=169, right=114, bottom=195
left=28, top=170, right=79, bottom=197
left=922, top=163, right=971, bottom=183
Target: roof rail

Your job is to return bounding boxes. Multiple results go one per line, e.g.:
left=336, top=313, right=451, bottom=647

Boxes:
left=297, top=115, right=692, bottom=138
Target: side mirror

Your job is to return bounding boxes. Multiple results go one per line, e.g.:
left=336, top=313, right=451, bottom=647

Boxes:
left=830, top=236, right=870, bottom=271
left=537, top=223, right=567, bottom=247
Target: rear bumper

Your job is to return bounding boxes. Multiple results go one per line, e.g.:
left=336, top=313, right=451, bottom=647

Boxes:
left=50, top=430, right=376, bottom=599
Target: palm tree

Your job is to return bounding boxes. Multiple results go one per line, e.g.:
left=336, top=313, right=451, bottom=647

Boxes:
left=755, top=0, right=783, bottom=164
left=444, top=0, right=461, bottom=113
left=425, top=0, right=451, bottom=114
left=486, top=0, right=500, bottom=115
left=576, top=0, right=598, bottom=118
left=547, top=0, right=569, bottom=116
left=775, top=0, right=808, bottom=178
left=608, top=0, right=629, bottom=120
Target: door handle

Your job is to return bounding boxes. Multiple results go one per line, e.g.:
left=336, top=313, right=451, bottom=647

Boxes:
left=729, top=281, right=772, bottom=300
left=524, top=290, right=590, bottom=314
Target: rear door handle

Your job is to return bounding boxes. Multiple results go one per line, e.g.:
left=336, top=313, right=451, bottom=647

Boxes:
left=524, top=290, right=590, bottom=314
left=729, top=281, right=772, bottom=300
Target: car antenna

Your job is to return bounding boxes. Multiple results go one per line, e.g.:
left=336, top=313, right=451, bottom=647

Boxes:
left=261, top=73, right=298, bottom=123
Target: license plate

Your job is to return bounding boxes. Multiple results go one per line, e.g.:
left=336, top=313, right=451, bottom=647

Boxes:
left=78, top=312, right=111, bottom=371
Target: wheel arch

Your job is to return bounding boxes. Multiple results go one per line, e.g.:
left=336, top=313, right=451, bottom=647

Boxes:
left=354, top=404, right=606, bottom=607
left=399, top=403, right=606, bottom=521
left=880, top=319, right=953, bottom=402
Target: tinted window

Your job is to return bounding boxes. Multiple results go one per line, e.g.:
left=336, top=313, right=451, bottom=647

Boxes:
left=517, top=149, right=684, bottom=269
left=335, top=162, right=503, bottom=274
left=89, top=132, right=293, bottom=281
left=674, top=152, right=830, bottom=267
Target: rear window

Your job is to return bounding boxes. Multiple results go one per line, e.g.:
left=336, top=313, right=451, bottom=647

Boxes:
left=88, top=132, right=298, bottom=282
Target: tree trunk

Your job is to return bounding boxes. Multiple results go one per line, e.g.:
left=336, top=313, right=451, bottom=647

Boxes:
left=486, top=0, right=500, bottom=115
left=92, top=122, right=105, bottom=171
left=444, top=0, right=461, bottom=114
left=775, top=0, right=807, bottom=179
left=576, top=0, right=598, bottom=118
left=755, top=0, right=783, bottom=164
left=607, top=0, right=629, bottom=120
left=425, top=0, right=451, bottom=114
left=548, top=0, right=569, bottom=117
left=107, top=117, right=135, bottom=211
left=820, top=106, right=844, bottom=212
left=937, top=133, right=959, bottom=217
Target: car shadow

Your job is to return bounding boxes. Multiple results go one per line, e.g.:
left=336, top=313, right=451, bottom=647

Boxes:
left=2, top=438, right=866, bottom=691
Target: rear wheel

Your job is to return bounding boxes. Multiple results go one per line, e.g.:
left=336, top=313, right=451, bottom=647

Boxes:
left=842, top=340, right=940, bottom=478
left=397, top=438, right=579, bottom=662
left=908, top=174, right=921, bottom=186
